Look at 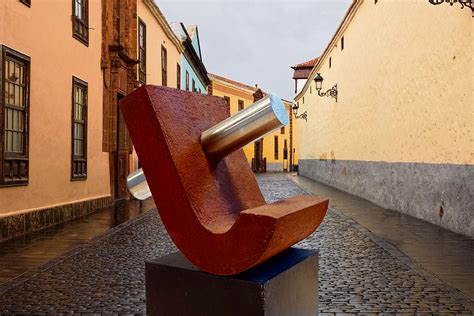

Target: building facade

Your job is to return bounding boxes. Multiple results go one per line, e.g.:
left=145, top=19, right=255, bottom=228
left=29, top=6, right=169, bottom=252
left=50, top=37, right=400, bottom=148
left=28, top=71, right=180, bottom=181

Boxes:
left=132, top=0, right=184, bottom=171
left=171, top=23, right=209, bottom=93
left=0, top=0, right=111, bottom=241
left=209, top=73, right=297, bottom=172
left=291, top=57, right=319, bottom=95
left=294, top=0, right=473, bottom=237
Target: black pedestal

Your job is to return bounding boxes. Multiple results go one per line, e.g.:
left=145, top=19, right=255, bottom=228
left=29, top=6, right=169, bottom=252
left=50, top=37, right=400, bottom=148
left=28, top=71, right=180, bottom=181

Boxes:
left=145, top=248, right=318, bottom=316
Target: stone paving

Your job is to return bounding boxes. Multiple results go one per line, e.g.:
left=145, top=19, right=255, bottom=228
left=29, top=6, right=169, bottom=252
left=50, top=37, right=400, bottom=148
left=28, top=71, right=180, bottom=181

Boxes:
left=0, top=173, right=473, bottom=314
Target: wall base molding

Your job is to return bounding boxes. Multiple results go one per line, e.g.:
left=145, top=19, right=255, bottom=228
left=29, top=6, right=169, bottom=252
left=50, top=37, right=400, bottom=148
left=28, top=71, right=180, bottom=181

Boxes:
left=0, top=196, right=113, bottom=243
left=299, top=159, right=473, bottom=238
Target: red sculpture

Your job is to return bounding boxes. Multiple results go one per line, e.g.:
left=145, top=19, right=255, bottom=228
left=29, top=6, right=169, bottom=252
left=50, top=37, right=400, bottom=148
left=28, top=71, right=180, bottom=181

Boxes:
left=120, top=86, right=328, bottom=275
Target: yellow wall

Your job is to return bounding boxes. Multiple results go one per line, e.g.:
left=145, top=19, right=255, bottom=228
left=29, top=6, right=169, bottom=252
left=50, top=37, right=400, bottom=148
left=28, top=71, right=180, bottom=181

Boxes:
left=132, top=0, right=183, bottom=172
left=137, top=0, right=182, bottom=88
left=210, top=79, right=295, bottom=171
left=295, top=0, right=473, bottom=165
left=0, top=0, right=110, bottom=215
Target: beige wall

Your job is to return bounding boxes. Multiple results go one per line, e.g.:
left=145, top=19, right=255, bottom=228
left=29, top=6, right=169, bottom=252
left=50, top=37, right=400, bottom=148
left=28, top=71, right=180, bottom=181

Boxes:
left=132, top=0, right=182, bottom=171
left=211, top=80, right=295, bottom=171
left=295, top=0, right=473, bottom=165
left=0, top=0, right=110, bottom=215
left=137, top=0, right=182, bottom=88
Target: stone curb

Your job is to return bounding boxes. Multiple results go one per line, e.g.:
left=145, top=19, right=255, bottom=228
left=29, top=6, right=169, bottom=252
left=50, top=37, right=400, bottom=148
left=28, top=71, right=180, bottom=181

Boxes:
left=288, top=175, right=474, bottom=313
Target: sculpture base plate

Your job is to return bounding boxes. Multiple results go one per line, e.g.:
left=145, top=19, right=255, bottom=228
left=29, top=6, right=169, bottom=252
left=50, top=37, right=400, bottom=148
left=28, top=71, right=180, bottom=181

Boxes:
left=145, top=247, right=318, bottom=316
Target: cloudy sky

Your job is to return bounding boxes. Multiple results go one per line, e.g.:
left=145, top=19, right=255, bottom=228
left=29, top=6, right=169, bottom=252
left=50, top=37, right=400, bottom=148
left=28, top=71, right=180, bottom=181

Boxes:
left=157, top=0, right=352, bottom=100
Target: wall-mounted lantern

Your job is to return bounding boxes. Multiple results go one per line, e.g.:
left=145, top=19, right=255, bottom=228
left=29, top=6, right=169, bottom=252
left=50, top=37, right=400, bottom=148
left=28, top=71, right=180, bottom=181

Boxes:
left=314, top=73, right=338, bottom=102
left=292, top=103, right=307, bottom=122
left=428, top=0, right=473, bottom=11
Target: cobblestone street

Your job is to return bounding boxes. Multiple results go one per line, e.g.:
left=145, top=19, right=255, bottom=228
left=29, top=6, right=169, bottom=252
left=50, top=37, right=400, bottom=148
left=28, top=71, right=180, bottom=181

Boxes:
left=1, top=174, right=473, bottom=314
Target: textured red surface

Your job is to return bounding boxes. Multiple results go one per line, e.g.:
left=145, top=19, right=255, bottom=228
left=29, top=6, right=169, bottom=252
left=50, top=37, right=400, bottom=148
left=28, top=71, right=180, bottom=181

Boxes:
left=120, top=86, right=328, bottom=275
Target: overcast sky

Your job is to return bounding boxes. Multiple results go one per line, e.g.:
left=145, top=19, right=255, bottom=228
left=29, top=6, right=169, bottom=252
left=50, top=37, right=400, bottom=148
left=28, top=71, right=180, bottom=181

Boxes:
left=157, top=0, right=352, bottom=100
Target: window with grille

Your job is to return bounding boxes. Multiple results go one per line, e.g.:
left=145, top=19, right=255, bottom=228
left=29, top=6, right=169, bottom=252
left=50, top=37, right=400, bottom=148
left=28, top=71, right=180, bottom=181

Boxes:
left=71, top=77, right=88, bottom=180
left=177, top=64, right=181, bottom=89
left=72, top=0, right=89, bottom=45
left=1, top=46, right=30, bottom=186
left=238, top=100, right=244, bottom=111
left=274, top=136, right=279, bottom=160
left=161, top=45, right=167, bottom=87
left=138, top=19, right=146, bottom=85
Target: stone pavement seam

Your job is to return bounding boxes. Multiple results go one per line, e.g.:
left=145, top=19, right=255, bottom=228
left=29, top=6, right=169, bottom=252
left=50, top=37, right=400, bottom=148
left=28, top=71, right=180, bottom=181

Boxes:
left=288, top=174, right=474, bottom=313
left=0, top=206, right=157, bottom=296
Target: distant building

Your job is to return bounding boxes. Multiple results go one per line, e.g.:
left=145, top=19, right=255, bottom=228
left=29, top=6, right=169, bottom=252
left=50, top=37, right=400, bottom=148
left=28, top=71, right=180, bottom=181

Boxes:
left=208, top=73, right=298, bottom=172
left=171, top=22, right=209, bottom=93
left=291, top=57, right=319, bottom=95
left=293, top=0, right=473, bottom=237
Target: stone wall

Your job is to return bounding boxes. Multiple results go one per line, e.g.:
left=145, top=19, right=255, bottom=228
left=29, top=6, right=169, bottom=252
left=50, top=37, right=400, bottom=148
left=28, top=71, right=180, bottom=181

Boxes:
left=0, top=196, right=113, bottom=243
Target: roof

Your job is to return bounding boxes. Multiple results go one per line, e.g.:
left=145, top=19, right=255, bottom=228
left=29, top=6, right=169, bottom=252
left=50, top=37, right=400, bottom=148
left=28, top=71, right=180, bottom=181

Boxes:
left=209, top=73, right=258, bottom=93
left=186, top=25, right=197, bottom=39
left=209, top=73, right=292, bottom=107
left=291, top=57, right=320, bottom=69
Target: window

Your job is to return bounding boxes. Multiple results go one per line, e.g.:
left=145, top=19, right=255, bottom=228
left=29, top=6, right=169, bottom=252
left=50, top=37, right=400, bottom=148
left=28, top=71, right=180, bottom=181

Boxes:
left=177, top=64, right=181, bottom=89
left=224, top=96, right=230, bottom=108
left=329, top=57, right=332, bottom=69
left=0, top=46, right=30, bottom=186
left=303, top=97, right=304, bottom=104
left=185, top=71, right=189, bottom=91
left=280, top=127, right=285, bottom=135
left=310, top=85, right=312, bottom=94
left=138, top=19, right=146, bottom=85
left=375, top=0, right=378, bottom=3
left=71, top=77, right=88, bottom=180
left=192, top=79, right=196, bottom=92
left=20, top=0, right=31, bottom=7
left=341, top=36, right=344, bottom=50
left=238, top=100, right=244, bottom=111
left=274, top=136, right=279, bottom=160
left=72, top=0, right=89, bottom=45
left=161, top=45, right=167, bottom=87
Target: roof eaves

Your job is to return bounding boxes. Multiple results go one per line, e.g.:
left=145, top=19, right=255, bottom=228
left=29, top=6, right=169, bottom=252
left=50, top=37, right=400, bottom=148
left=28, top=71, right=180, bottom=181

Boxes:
left=295, top=0, right=361, bottom=102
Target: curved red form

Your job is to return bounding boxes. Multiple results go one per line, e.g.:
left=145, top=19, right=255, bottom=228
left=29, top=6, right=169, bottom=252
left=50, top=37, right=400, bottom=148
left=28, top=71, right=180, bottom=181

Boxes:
left=120, top=86, right=328, bottom=275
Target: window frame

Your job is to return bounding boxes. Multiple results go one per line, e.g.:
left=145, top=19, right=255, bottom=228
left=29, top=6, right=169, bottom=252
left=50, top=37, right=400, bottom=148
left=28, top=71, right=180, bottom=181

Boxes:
left=72, top=0, right=89, bottom=46
left=185, top=70, right=189, bottom=91
left=71, top=76, right=88, bottom=181
left=161, top=45, right=167, bottom=87
left=274, top=135, right=279, bottom=160
left=0, top=45, right=31, bottom=187
left=138, top=18, right=147, bottom=85
left=177, top=63, right=181, bottom=89
left=238, top=99, right=244, bottom=111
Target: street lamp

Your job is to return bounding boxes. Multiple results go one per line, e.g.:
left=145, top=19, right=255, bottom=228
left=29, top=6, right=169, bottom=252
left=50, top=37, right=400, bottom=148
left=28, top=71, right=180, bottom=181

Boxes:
left=292, top=103, right=307, bottom=122
left=314, top=73, right=338, bottom=102
left=428, top=0, right=473, bottom=11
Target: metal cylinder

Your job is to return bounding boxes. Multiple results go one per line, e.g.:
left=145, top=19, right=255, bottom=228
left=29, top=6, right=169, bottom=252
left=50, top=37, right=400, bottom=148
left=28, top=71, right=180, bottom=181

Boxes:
left=127, top=94, right=288, bottom=200
left=201, top=94, right=288, bottom=158
left=127, top=168, right=152, bottom=201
